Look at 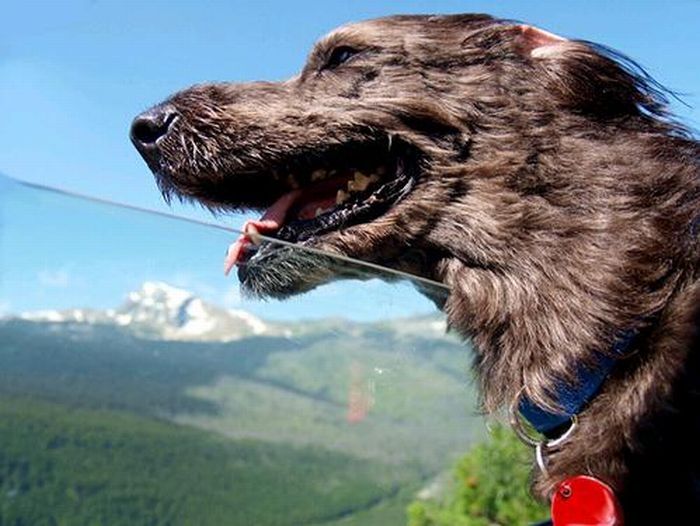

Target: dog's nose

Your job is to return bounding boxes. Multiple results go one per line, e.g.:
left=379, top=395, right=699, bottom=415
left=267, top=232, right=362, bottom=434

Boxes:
left=130, top=105, right=178, bottom=150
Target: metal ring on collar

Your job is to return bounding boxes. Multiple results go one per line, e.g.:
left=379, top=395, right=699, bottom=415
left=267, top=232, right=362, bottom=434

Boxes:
left=508, top=389, right=579, bottom=448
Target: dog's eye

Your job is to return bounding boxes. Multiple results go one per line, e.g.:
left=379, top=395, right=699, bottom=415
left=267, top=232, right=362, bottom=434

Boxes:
left=324, top=46, right=358, bottom=69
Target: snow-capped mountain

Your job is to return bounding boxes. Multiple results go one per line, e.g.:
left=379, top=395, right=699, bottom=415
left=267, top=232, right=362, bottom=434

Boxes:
left=15, top=281, right=453, bottom=344
left=19, top=282, right=270, bottom=342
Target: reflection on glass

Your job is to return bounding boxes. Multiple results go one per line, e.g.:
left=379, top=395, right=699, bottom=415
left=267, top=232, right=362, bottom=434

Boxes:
left=0, top=175, right=483, bottom=525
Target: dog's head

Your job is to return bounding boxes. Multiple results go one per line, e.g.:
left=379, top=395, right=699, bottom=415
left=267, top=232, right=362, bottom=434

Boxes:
left=131, top=14, right=677, bottom=291
left=132, top=14, right=694, bottom=408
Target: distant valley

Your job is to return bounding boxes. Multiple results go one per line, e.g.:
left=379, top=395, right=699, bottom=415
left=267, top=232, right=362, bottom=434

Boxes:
left=0, top=282, right=483, bottom=525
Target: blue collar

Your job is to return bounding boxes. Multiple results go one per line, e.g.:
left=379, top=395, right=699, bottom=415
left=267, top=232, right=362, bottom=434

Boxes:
left=518, top=329, right=638, bottom=436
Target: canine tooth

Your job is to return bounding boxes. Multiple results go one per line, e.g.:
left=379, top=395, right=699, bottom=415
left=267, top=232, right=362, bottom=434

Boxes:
left=314, top=207, right=324, bottom=217
left=336, top=189, right=349, bottom=204
left=311, top=169, right=327, bottom=182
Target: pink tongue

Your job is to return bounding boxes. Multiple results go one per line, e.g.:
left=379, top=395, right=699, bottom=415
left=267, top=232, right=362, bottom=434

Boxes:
left=224, top=190, right=302, bottom=276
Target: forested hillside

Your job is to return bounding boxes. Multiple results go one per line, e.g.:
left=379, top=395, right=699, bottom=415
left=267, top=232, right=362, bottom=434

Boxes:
left=0, top=300, right=484, bottom=525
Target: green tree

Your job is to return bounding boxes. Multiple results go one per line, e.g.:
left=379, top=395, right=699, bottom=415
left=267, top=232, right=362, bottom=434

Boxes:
left=407, top=425, right=549, bottom=526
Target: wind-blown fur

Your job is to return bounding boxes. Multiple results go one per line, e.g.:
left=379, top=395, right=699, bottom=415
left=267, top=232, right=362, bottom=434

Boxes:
left=133, top=15, right=700, bottom=523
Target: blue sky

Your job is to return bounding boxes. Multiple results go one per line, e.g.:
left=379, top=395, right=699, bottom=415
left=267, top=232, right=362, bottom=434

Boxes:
left=1, top=1, right=699, bottom=319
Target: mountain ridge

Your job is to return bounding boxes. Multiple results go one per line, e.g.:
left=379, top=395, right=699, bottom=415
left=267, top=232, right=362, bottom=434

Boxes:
left=13, top=281, right=450, bottom=343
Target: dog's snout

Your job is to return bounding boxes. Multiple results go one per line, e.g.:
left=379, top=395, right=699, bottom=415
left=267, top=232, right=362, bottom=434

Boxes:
left=130, top=105, right=178, bottom=150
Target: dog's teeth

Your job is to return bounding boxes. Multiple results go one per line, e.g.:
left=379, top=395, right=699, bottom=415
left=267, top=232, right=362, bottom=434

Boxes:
left=336, top=189, right=349, bottom=204
left=314, top=207, right=324, bottom=217
left=311, top=169, right=327, bottom=182
left=351, top=172, right=372, bottom=192
left=347, top=171, right=380, bottom=193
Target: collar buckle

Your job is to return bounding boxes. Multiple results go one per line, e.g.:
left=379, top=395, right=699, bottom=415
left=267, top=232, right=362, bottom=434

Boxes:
left=509, top=390, right=578, bottom=474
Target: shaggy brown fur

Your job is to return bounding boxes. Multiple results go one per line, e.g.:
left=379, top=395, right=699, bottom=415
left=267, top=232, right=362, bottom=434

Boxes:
left=132, top=14, right=700, bottom=523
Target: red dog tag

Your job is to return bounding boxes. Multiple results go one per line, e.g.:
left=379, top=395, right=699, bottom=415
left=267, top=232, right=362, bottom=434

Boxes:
left=551, top=475, right=623, bottom=525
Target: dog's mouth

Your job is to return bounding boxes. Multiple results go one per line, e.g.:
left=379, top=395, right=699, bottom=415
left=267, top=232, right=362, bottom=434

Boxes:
left=221, top=139, right=418, bottom=274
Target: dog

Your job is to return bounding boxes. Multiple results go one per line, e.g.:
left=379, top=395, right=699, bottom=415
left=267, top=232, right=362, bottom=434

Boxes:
left=131, top=14, right=699, bottom=523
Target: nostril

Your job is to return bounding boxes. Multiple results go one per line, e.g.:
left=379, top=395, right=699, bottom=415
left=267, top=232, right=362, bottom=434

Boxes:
left=130, top=106, right=178, bottom=147
left=131, top=118, right=162, bottom=145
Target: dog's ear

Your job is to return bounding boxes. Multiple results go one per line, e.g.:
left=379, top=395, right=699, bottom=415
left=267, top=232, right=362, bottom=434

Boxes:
left=511, top=24, right=653, bottom=119
left=514, top=25, right=569, bottom=59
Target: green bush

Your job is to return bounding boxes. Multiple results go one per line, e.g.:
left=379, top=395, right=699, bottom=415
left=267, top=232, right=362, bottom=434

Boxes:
left=407, top=425, right=549, bottom=526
